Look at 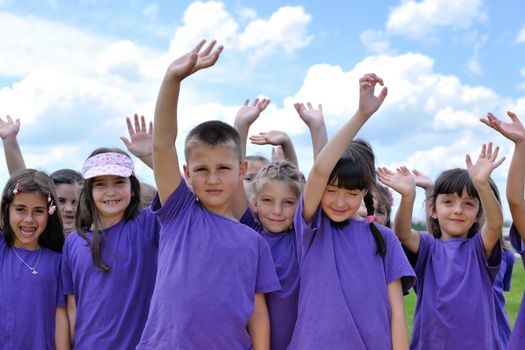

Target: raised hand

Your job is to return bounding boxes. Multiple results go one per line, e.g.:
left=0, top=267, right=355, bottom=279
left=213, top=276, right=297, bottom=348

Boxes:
left=0, top=115, right=21, bottom=141
left=166, top=39, right=223, bottom=81
left=235, top=98, right=270, bottom=127
left=249, top=130, right=289, bottom=146
left=121, top=114, right=153, bottom=159
left=358, top=73, right=388, bottom=117
left=377, top=166, right=416, bottom=197
left=411, top=169, right=433, bottom=190
left=294, top=102, right=324, bottom=127
left=466, top=143, right=505, bottom=186
left=480, top=111, right=525, bottom=144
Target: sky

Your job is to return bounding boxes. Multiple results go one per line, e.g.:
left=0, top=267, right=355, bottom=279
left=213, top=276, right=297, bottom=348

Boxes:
left=1, top=0, right=524, bottom=221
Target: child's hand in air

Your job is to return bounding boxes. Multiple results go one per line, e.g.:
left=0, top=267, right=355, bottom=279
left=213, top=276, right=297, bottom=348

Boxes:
left=166, top=39, right=223, bottom=81
left=235, top=98, right=270, bottom=127
left=480, top=111, right=525, bottom=145
left=358, top=73, right=388, bottom=118
left=0, top=115, right=21, bottom=141
left=294, top=102, right=324, bottom=128
left=121, top=114, right=153, bottom=159
left=411, top=169, right=433, bottom=190
left=249, top=130, right=289, bottom=147
left=466, top=143, right=505, bottom=186
left=377, top=166, right=416, bottom=198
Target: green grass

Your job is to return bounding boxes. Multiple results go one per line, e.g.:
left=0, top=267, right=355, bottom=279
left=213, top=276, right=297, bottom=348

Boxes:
left=404, top=257, right=525, bottom=336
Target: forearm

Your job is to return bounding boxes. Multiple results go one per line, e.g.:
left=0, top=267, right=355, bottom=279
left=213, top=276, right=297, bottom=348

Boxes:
left=2, top=136, right=26, bottom=175
left=388, top=280, right=409, bottom=350
left=233, top=120, right=250, bottom=159
left=478, top=182, right=503, bottom=255
left=308, top=121, right=328, bottom=160
left=280, top=135, right=298, bottom=167
left=138, top=154, right=153, bottom=169
left=66, top=295, right=76, bottom=346
left=393, top=192, right=420, bottom=253
left=507, top=141, right=525, bottom=208
left=153, top=77, right=181, bottom=154
left=55, top=307, right=70, bottom=350
left=248, top=294, right=270, bottom=350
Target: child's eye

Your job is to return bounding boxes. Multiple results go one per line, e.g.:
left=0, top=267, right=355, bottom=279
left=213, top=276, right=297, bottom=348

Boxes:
left=15, top=207, right=25, bottom=212
left=196, top=168, right=207, bottom=172
left=219, top=166, right=231, bottom=170
left=283, top=200, right=296, bottom=207
left=93, top=182, right=104, bottom=187
left=464, top=201, right=475, bottom=207
left=58, top=198, right=66, bottom=204
left=34, top=209, right=46, bottom=215
left=262, top=198, right=272, bottom=203
left=244, top=175, right=253, bottom=181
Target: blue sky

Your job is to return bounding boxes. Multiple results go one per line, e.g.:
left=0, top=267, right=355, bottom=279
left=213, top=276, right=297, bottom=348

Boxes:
left=1, top=0, right=524, bottom=220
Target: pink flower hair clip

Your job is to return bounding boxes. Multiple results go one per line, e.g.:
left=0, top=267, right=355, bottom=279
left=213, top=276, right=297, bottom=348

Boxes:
left=47, top=192, right=56, bottom=215
left=12, top=183, right=20, bottom=195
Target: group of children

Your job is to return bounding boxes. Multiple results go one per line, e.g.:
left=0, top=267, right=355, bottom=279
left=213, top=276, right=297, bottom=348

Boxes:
left=0, top=39, right=524, bottom=349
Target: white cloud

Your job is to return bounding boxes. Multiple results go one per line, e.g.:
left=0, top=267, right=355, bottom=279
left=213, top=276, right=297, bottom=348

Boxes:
left=467, top=57, right=482, bottom=75
left=237, top=6, right=313, bottom=61
left=432, top=107, right=478, bottom=130
left=236, top=7, right=257, bottom=20
left=360, top=29, right=392, bottom=54
left=386, top=0, right=486, bottom=40
left=98, top=40, right=146, bottom=81
left=0, top=12, right=113, bottom=78
left=516, top=27, right=525, bottom=44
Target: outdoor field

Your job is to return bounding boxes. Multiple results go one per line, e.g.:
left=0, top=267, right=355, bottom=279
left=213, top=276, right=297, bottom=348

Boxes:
left=404, top=254, right=525, bottom=335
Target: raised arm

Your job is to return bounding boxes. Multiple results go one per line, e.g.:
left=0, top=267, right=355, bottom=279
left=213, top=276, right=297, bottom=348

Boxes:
left=466, top=143, right=505, bottom=257
left=377, top=166, right=420, bottom=253
left=302, top=74, right=387, bottom=222
left=0, top=115, right=26, bottom=175
left=294, top=102, right=328, bottom=160
left=481, top=111, right=525, bottom=239
left=121, top=113, right=153, bottom=169
left=153, top=40, right=223, bottom=204
left=412, top=169, right=434, bottom=235
left=249, top=130, right=298, bottom=167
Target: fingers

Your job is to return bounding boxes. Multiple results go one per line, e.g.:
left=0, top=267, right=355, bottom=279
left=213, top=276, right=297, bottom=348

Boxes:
left=134, top=114, right=141, bottom=133
left=120, top=136, right=131, bottom=149
left=200, top=40, right=216, bottom=57
left=192, top=40, right=207, bottom=53
left=126, top=117, right=135, bottom=136
left=148, top=121, right=153, bottom=134
left=465, top=154, right=473, bottom=169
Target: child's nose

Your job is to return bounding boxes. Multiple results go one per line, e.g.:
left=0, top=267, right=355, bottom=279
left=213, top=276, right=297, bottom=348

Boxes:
left=272, top=203, right=283, bottom=214
left=207, top=172, right=220, bottom=184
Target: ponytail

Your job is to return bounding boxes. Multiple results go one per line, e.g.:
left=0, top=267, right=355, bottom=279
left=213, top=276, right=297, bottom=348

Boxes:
left=364, top=191, right=386, bottom=256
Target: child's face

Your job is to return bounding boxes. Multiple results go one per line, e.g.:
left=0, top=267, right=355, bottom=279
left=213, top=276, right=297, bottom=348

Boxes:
left=432, top=188, right=480, bottom=239
left=184, top=144, right=246, bottom=217
left=92, top=175, right=132, bottom=228
left=55, top=183, right=78, bottom=235
left=244, top=159, right=266, bottom=193
left=9, top=191, right=48, bottom=250
left=321, top=181, right=367, bottom=222
left=253, top=180, right=298, bottom=233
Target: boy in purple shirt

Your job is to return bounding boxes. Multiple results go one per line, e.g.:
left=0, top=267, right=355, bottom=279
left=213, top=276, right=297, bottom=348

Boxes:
left=137, top=40, right=280, bottom=349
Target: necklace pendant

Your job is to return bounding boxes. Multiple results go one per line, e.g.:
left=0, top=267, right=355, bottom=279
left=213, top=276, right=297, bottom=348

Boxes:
left=31, top=270, right=38, bottom=275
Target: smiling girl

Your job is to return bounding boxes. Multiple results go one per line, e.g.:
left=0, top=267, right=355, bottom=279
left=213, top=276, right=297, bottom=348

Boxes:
left=0, top=169, right=67, bottom=349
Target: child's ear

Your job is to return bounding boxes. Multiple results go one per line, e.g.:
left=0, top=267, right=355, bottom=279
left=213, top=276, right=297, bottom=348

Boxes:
left=239, top=160, right=248, bottom=180
left=183, top=164, right=191, bottom=184
left=429, top=202, right=438, bottom=219
left=251, top=196, right=258, bottom=212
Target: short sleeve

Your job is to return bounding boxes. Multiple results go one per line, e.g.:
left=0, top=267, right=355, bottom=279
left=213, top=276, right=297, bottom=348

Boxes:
left=502, top=250, right=515, bottom=292
left=293, top=194, right=322, bottom=257
left=151, top=181, right=195, bottom=225
left=138, top=207, right=161, bottom=244
left=240, top=208, right=261, bottom=232
left=473, top=232, right=501, bottom=283
left=383, top=228, right=416, bottom=293
left=254, top=236, right=281, bottom=294
left=510, top=223, right=525, bottom=256
left=61, top=241, right=74, bottom=296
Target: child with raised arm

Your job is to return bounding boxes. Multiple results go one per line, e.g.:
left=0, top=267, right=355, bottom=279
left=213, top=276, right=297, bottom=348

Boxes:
left=377, top=143, right=505, bottom=349
left=289, top=74, right=414, bottom=349
left=480, top=111, right=525, bottom=349
left=137, top=40, right=280, bottom=349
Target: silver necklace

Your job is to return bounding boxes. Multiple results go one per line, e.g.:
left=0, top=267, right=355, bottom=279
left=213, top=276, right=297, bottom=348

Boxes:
left=12, top=247, right=42, bottom=275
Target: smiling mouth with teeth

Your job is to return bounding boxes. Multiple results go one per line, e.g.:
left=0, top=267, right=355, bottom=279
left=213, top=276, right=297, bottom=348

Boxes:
left=20, top=226, right=36, bottom=235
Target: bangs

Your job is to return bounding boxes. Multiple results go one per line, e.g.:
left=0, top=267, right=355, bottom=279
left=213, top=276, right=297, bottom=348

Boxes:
left=434, top=168, right=479, bottom=199
left=328, top=157, right=372, bottom=191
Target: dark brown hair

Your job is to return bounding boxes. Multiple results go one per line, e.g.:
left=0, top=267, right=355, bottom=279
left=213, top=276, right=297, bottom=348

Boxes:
left=184, top=120, right=242, bottom=163
left=76, top=147, right=141, bottom=272
left=1, top=169, right=64, bottom=253
left=327, top=139, right=386, bottom=256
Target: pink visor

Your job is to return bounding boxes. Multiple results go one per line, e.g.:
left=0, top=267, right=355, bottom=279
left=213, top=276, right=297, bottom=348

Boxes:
left=82, top=152, right=134, bottom=179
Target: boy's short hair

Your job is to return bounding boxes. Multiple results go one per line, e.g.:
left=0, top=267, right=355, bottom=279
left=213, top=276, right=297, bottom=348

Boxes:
left=184, top=120, right=243, bottom=163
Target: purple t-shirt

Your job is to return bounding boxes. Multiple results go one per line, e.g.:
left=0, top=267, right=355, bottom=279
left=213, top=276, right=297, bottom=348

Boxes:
left=410, top=232, right=502, bottom=350
left=241, top=209, right=299, bottom=350
left=137, top=182, right=281, bottom=349
left=61, top=208, right=159, bottom=350
left=0, top=236, right=64, bottom=350
left=493, top=247, right=515, bottom=347
left=508, top=224, right=525, bottom=350
left=288, top=196, right=416, bottom=350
